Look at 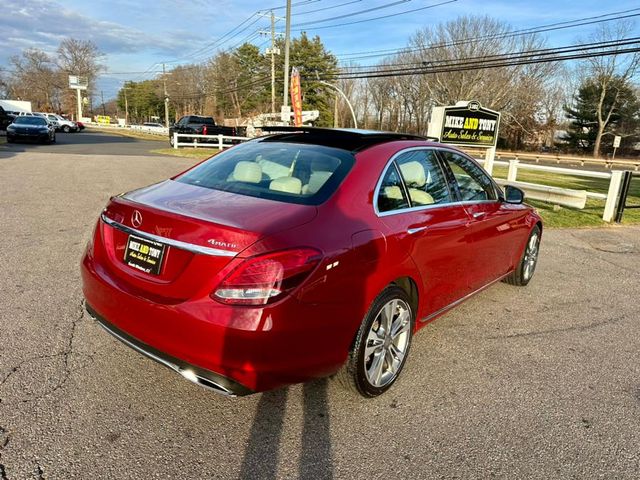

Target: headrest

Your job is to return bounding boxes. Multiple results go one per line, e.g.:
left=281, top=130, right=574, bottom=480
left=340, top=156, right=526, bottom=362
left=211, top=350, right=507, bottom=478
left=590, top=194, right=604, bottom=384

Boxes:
left=233, top=161, right=262, bottom=183
left=383, top=186, right=404, bottom=200
left=305, top=171, right=333, bottom=195
left=399, top=161, right=426, bottom=188
left=269, top=176, right=302, bottom=194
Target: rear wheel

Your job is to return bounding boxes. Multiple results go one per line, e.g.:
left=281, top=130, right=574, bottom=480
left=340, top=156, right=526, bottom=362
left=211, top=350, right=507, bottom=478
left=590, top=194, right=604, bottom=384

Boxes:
left=63, top=125, right=70, bottom=133
left=337, top=286, right=414, bottom=397
left=504, top=225, right=541, bottom=286
left=169, top=134, right=174, bottom=147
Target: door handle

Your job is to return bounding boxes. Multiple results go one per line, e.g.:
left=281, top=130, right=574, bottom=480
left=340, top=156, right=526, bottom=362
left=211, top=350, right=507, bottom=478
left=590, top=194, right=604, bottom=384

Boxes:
left=472, top=212, right=486, bottom=219
left=407, top=226, right=428, bottom=235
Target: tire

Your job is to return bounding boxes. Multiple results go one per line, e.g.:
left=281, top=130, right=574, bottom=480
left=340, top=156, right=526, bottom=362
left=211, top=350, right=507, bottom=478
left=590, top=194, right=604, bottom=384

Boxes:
left=337, top=286, right=414, bottom=397
left=52, top=134, right=56, bottom=143
left=504, top=225, right=541, bottom=286
left=63, top=125, right=70, bottom=133
left=169, top=135, right=174, bottom=147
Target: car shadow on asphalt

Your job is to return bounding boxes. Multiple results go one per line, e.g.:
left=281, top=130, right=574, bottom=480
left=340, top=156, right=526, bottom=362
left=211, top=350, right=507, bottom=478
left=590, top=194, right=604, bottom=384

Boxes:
left=239, top=378, right=333, bottom=480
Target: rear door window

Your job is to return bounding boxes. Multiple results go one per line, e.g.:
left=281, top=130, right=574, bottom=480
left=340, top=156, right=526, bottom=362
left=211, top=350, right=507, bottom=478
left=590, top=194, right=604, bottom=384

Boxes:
left=439, top=151, right=498, bottom=201
left=176, top=141, right=354, bottom=205
left=395, top=150, right=452, bottom=206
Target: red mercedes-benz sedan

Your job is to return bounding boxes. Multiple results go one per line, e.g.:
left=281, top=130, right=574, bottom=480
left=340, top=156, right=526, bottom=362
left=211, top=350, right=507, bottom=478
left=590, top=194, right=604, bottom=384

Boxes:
left=82, top=128, right=542, bottom=397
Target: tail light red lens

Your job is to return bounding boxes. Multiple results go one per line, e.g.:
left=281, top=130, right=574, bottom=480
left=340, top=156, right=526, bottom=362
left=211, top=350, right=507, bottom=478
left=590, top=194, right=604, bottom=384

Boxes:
left=212, top=248, right=322, bottom=305
left=202, top=125, right=208, bottom=136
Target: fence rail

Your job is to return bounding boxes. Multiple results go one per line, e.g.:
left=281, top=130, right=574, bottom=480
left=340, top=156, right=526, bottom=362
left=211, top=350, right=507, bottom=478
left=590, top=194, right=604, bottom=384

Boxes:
left=463, top=149, right=640, bottom=171
left=477, top=158, right=622, bottom=221
left=172, top=132, right=250, bottom=149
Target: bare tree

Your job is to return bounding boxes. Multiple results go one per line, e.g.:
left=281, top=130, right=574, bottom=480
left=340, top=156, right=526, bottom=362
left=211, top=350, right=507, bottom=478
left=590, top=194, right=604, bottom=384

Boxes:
left=10, top=49, right=61, bottom=110
left=578, top=21, right=640, bottom=157
left=56, top=39, right=105, bottom=115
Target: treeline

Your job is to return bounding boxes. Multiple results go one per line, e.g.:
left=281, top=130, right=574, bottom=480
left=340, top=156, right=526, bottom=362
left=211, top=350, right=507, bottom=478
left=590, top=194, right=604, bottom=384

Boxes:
left=1, top=39, right=104, bottom=117
left=2, top=16, right=638, bottom=156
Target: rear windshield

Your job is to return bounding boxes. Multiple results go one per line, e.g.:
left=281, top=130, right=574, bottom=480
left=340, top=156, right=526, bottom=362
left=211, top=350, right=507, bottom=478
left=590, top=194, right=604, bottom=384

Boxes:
left=189, top=116, right=215, bottom=125
left=14, top=117, right=47, bottom=125
left=176, top=141, right=354, bottom=205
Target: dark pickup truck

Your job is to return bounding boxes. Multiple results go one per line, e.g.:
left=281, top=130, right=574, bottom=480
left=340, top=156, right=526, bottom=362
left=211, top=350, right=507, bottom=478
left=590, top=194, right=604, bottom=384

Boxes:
left=169, top=115, right=240, bottom=146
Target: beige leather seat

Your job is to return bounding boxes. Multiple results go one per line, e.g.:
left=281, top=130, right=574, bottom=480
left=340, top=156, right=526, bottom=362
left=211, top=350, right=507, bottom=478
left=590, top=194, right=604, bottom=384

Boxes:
left=269, top=176, right=302, bottom=194
left=230, top=161, right=262, bottom=183
left=399, top=161, right=434, bottom=206
left=302, top=171, right=332, bottom=195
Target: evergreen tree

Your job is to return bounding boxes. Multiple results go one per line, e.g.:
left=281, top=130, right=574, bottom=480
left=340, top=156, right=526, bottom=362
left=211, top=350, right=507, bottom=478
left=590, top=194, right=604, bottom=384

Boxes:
left=564, top=76, right=639, bottom=155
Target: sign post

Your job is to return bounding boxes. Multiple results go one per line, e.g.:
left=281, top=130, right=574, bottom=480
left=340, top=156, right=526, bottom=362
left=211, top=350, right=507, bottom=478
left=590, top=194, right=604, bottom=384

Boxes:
left=612, top=135, right=621, bottom=160
left=427, top=101, right=501, bottom=174
left=69, top=75, right=88, bottom=122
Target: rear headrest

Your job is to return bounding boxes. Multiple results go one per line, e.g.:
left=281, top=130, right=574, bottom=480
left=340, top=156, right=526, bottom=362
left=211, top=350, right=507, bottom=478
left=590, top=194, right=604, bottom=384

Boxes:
left=304, top=171, right=333, bottom=195
left=233, top=161, right=262, bottom=183
left=269, top=176, right=302, bottom=194
left=399, top=161, right=426, bottom=188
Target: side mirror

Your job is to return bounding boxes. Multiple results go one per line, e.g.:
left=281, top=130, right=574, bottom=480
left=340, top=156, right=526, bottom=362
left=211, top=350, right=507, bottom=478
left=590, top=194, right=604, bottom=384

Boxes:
left=504, top=185, right=524, bottom=204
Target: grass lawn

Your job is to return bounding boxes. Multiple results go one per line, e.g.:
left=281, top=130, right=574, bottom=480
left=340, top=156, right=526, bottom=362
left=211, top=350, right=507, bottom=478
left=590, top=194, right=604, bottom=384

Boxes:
left=151, top=147, right=221, bottom=159
left=491, top=165, right=640, bottom=228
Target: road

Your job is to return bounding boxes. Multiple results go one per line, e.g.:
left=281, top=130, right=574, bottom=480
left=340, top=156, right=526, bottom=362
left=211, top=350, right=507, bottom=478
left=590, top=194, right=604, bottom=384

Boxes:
left=0, top=130, right=165, bottom=156
left=0, top=150, right=639, bottom=479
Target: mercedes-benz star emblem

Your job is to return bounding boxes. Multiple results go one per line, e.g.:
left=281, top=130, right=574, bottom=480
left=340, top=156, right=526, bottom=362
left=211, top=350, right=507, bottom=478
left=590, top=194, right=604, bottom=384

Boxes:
left=131, top=210, right=143, bottom=228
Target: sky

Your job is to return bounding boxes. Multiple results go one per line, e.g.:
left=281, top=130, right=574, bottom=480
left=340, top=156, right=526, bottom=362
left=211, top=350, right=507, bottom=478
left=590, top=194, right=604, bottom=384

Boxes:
left=2, top=0, right=639, bottom=101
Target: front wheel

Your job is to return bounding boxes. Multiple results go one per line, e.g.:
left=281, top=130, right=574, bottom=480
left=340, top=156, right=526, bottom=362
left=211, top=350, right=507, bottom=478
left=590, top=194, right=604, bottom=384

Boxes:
left=337, top=286, right=414, bottom=397
left=504, top=225, right=541, bottom=286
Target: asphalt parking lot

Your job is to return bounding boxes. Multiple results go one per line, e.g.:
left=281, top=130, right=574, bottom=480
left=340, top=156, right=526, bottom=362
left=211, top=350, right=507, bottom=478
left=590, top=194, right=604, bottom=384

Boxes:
left=1, top=130, right=163, bottom=156
left=1, top=148, right=639, bottom=479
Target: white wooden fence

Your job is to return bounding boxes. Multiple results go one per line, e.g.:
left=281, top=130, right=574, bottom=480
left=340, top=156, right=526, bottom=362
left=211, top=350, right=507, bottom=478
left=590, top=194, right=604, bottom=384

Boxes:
left=172, top=132, right=250, bottom=149
left=478, top=159, right=624, bottom=222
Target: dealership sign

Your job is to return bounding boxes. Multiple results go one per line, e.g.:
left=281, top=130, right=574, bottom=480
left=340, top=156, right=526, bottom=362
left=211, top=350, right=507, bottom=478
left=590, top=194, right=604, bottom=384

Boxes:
left=428, top=101, right=500, bottom=147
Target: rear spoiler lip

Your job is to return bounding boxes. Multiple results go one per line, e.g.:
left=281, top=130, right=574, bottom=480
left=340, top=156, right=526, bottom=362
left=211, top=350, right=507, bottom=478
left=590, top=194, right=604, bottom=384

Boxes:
left=100, top=213, right=238, bottom=257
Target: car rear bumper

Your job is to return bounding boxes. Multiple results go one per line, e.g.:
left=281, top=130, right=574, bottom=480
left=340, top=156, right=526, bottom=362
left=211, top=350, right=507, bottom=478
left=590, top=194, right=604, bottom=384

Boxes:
left=85, top=303, right=254, bottom=396
left=81, top=248, right=349, bottom=394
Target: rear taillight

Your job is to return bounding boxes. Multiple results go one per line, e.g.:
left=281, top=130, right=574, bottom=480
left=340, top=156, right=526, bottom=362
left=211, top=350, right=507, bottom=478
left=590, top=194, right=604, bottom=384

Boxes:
left=212, top=248, right=322, bottom=306
left=202, top=125, right=208, bottom=136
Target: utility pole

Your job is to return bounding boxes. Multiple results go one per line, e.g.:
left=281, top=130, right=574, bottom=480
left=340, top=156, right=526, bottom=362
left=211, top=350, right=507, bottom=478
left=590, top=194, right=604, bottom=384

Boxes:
left=283, top=0, right=292, bottom=108
left=270, top=12, right=277, bottom=114
left=163, top=63, right=169, bottom=127
left=101, top=90, right=106, bottom=116
left=259, top=12, right=284, bottom=115
left=123, top=84, right=129, bottom=125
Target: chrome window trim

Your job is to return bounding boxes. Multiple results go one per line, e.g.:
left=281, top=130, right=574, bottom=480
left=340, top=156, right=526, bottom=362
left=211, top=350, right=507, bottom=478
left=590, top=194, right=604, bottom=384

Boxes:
left=100, top=213, right=238, bottom=257
left=373, top=147, right=503, bottom=218
left=373, top=147, right=454, bottom=217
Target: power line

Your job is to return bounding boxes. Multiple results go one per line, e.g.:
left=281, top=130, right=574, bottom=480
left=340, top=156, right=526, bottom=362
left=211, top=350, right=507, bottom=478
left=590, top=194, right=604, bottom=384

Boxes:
left=317, top=38, right=640, bottom=81
left=335, top=8, right=640, bottom=63
left=293, top=0, right=364, bottom=16
left=292, top=0, right=413, bottom=27
left=291, top=0, right=457, bottom=31
left=330, top=37, right=640, bottom=77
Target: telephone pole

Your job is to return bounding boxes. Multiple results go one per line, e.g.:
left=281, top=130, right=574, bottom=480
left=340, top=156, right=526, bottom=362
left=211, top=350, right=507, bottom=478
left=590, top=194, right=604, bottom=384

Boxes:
left=283, top=0, right=292, bottom=108
left=100, top=90, right=106, bottom=116
left=163, top=63, right=169, bottom=127
left=259, top=11, right=284, bottom=114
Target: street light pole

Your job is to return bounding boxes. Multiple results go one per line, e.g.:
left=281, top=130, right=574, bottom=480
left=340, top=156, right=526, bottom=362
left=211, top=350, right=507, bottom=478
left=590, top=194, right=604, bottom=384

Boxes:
left=317, top=80, right=358, bottom=128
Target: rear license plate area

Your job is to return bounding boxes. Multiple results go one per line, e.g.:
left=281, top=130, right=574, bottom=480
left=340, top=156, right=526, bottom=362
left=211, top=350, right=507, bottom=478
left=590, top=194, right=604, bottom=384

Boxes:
left=124, top=234, right=166, bottom=275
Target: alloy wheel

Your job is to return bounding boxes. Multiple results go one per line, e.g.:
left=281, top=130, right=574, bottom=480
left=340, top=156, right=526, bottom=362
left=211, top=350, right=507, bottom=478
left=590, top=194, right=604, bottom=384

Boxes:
left=364, top=298, right=411, bottom=388
left=522, top=232, right=539, bottom=281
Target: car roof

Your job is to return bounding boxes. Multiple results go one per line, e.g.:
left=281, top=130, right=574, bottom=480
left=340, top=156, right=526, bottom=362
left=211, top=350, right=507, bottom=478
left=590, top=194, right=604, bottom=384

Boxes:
left=259, top=126, right=436, bottom=152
